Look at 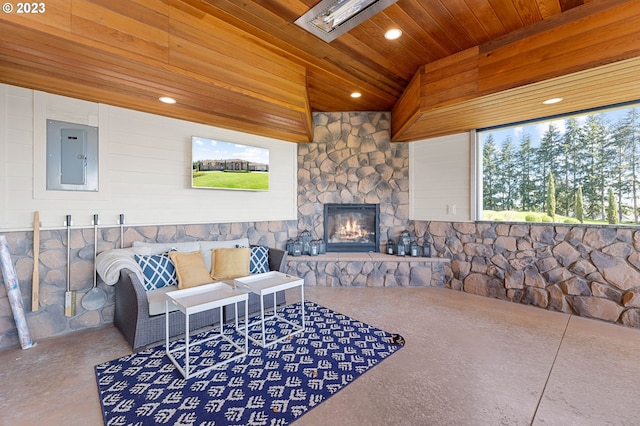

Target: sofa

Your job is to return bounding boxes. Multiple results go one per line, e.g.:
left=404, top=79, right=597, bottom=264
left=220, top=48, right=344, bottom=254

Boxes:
left=96, top=238, right=287, bottom=351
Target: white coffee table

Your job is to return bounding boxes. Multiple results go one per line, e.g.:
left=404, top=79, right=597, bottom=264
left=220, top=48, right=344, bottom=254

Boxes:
left=165, top=282, right=249, bottom=379
left=234, top=271, right=305, bottom=347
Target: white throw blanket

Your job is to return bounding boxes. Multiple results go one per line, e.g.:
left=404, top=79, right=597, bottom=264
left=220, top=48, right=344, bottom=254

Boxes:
left=95, top=248, right=144, bottom=285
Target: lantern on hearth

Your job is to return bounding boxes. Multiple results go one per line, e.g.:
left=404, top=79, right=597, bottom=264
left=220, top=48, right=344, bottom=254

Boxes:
left=309, top=240, right=319, bottom=256
left=292, top=240, right=303, bottom=257
left=286, top=239, right=295, bottom=255
left=400, top=230, right=411, bottom=254
left=386, top=240, right=396, bottom=255
left=422, top=239, right=432, bottom=257
left=299, top=230, right=312, bottom=255
left=317, top=239, right=326, bottom=254
left=397, top=240, right=406, bottom=256
left=410, top=240, right=419, bottom=257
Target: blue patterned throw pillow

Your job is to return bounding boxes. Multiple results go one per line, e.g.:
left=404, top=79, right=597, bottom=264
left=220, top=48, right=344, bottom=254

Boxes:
left=250, top=246, right=269, bottom=274
left=134, top=251, right=178, bottom=291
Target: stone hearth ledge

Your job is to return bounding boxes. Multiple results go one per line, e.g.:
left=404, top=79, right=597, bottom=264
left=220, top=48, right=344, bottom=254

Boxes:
left=288, top=252, right=448, bottom=262
left=285, top=252, right=451, bottom=287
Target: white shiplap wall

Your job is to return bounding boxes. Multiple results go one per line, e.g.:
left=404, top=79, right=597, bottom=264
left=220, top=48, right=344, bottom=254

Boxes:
left=0, top=84, right=297, bottom=230
left=409, top=132, right=474, bottom=222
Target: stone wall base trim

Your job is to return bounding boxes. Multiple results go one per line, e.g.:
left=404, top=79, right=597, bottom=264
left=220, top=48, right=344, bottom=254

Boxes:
left=409, top=220, right=640, bottom=330
left=286, top=253, right=451, bottom=288
left=0, top=220, right=297, bottom=350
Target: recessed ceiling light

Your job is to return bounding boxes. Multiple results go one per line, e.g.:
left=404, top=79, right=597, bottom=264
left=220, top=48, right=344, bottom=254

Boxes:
left=384, top=28, right=402, bottom=40
left=351, top=92, right=362, bottom=98
left=159, top=96, right=176, bottom=104
left=543, top=97, right=563, bottom=105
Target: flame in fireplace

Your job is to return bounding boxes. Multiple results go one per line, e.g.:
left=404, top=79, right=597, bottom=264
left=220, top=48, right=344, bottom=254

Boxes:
left=330, top=214, right=375, bottom=243
left=324, top=203, right=379, bottom=250
left=337, top=218, right=367, bottom=240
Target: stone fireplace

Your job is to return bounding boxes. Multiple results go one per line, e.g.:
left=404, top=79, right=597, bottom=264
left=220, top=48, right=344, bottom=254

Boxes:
left=324, top=203, right=379, bottom=252
left=297, top=112, right=408, bottom=256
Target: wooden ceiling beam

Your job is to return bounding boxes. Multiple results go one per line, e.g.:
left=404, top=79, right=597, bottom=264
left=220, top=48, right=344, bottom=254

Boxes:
left=392, top=0, right=638, bottom=141
left=0, top=0, right=312, bottom=142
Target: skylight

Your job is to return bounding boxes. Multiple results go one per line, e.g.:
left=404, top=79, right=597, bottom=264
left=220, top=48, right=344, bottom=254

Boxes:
left=295, top=0, right=398, bottom=43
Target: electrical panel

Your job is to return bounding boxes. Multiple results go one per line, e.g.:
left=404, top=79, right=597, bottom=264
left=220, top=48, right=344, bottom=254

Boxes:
left=46, top=120, right=98, bottom=191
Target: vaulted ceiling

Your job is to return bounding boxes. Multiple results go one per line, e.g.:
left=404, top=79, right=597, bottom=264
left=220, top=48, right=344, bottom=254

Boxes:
left=1, top=0, right=639, bottom=142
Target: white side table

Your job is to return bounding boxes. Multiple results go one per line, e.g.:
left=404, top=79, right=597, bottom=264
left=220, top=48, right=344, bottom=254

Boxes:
left=165, top=282, right=248, bottom=379
left=234, top=271, right=305, bottom=347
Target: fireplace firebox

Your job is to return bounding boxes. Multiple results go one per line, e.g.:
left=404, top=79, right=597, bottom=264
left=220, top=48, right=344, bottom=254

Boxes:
left=324, top=203, right=380, bottom=252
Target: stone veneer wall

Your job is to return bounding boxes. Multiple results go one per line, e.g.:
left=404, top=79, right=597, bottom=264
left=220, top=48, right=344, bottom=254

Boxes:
left=298, top=112, right=408, bottom=248
left=286, top=253, right=451, bottom=288
left=0, top=220, right=296, bottom=350
left=410, top=220, right=640, bottom=329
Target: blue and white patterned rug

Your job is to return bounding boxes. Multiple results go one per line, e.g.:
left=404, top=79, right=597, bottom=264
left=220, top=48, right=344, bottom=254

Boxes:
left=95, top=301, right=404, bottom=426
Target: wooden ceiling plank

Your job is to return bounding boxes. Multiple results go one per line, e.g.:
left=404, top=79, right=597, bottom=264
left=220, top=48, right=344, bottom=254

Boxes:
left=305, top=72, right=396, bottom=111
left=79, top=0, right=170, bottom=29
left=315, top=43, right=406, bottom=94
left=481, top=39, right=640, bottom=97
left=463, top=0, right=508, bottom=38
left=346, top=20, right=423, bottom=81
left=0, top=49, right=284, bottom=120
left=250, top=0, right=309, bottom=23
left=381, top=5, right=449, bottom=60
left=169, top=43, right=308, bottom=111
left=535, top=0, right=563, bottom=19
left=170, top=3, right=304, bottom=74
left=71, top=15, right=169, bottom=61
left=329, top=29, right=416, bottom=83
left=401, top=1, right=469, bottom=54
left=513, top=0, right=544, bottom=25
left=558, top=0, right=585, bottom=12
left=441, top=0, right=491, bottom=45
left=0, top=0, right=71, bottom=32
left=428, top=0, right=487, bottom=48
left=1, top=28, right=209, bottom=100
left=479, top=12, right=640, bottom=93
left=482, top=69, right=638, bottom=111
left=71, top=0, right=170, bottom=59
left=307, top=78, right=397, bottom=112
left=167, top=15, right=308, bottom=90
left=480, top=0, right=629, bottom=53
left=486, top=0, right=525, bottom=32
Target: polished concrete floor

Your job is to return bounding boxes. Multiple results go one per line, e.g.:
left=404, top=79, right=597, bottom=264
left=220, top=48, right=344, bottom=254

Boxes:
left=1, top=287, right=639, bottom=426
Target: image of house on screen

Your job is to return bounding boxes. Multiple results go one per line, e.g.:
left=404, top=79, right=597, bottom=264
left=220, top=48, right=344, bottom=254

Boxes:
left=198, top=159, right=269, bottom=172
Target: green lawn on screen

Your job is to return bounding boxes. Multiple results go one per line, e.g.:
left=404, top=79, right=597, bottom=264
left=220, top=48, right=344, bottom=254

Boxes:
left=192, top=171, right=269, bottom=190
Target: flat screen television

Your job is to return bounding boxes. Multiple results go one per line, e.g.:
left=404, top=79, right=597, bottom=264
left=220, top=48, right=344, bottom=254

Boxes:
left=191, top=136, right=269, bottom=191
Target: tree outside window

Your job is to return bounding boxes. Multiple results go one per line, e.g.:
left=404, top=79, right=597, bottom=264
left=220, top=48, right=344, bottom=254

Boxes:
left=478, top=105, right=640, bottom=225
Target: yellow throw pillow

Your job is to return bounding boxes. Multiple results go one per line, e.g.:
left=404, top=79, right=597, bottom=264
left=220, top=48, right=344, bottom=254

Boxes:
left=210, top=247, right=250, bottom=280
left=169, top=251, right=213, bottom=289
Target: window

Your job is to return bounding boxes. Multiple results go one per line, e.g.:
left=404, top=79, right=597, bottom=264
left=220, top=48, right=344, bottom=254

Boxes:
left=477, top=102, right=640, bottom=225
